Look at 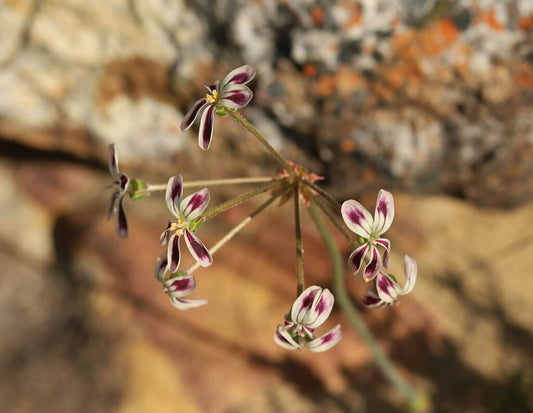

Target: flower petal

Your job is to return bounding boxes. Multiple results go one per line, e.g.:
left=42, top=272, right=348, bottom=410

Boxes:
left=198, top=104, right=215, bottom=150
left=341, top=199, right=373, bottom=238
left=291, top=286, right=321, bottom=324
left=306, top=324, right=342, bottom=352
left=108, top=144, right=119, bottom=178
left=203, top=82, right=218, bottom=93
left=184, top=229, right=213, bottom=267
left=115, top=196, right=128, bottom=238
left=376, top=272, right=399, bottom=303
left=164, top=274, right=197, bottom=296
left=166, top=233, right=181, bottom=273
left=274, top=325, right=301, bottom=350
left=154, top=253, right=168, bottom=282
left=165, top=175, right=183, bottom=217
left=169, top=295, right=208, bottom=310
left=180, top=188, right=210, bottom=220
left=219, top=85, right=253, bottom=109
left=373, top=189, right=394, bottom=235
left=348, top=243, right=369, bottom=274
left=376, top=238, right=391, bottom=268
left=363, top=246, right=382, bottom=281
left=305, top=288, right=335, bottom=329
left=221, top=65, right=256, bottom=88
left=107, top=191, right=118, bottom=220
left=180, top=98, right=208, bottom=131
left=118, top=172, right=129, bottom=194
left=401, top=255, right=418, bottom=296
left=361, top=288, right=389, bottom=308
left=160, top=223, right=171, bottom=245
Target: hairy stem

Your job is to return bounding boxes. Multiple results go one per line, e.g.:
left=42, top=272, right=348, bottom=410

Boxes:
left=312, top=195, right=359, bottom=250
left=202, top=181, right=282, bottom=221
left=294, top=184, right=304, bottom=297
left=142, top=176, right=275, bottom=193
left=228, top=110, right=291, bottom=169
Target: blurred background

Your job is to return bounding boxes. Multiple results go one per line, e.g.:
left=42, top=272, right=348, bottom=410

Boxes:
left=1, top=0, right=533, bottom=412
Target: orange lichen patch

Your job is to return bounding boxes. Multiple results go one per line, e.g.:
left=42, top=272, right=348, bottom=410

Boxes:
left=518, top=15, right=533, bottom=31
left=343, top=10, right=362, bottom=30
left=483, top=9, right=505, bottom=31
left=393, top=19, right=459, bottom=58
left=341, top=138, right=356, bottom=153
left=452, top=42, right=473, bottom=75
left=313, top=74, right=336, bottom=97
left=362, top=167, right=376, bottom=184
left=96, top=58, right=173, bottom=106
left=302, top=63, right=318, bottom=78
left=310, top=5, right=325, bottom=26
left=515, top=63, right=533, bottom=89
left=336, top=66, right=365, bottom=97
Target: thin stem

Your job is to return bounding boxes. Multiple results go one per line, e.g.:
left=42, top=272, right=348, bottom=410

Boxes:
left=186, top=187, right=291, bottom=274
left=202, top=181, right=282, bottom=221
left=228, top=110, right=291, bottom=169
left=303, top=180, right=341, bottom=213
left=142, top=176, right=275, bottom=193
left=308, top=200, right=428, bottom=412
left=294, top=184, right=304, bottom=297
left=312, top=195, right=359, bottom=250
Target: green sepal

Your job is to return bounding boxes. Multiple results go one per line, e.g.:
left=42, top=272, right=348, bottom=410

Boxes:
left=357, top=236, right=366, bottom=246
left=189, top=217, right=206, bottom=232
left=169, top=270, right=188, bottom=278
left=128, top=179, right=148, bottom=200
left=215, top=105, right=228, bottom=116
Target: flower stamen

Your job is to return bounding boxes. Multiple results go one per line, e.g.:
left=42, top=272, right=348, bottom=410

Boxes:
left=205, top=90, right=219, bottom=104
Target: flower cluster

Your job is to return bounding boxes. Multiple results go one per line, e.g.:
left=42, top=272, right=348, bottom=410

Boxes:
left=342, top=190, right=417, bottom=307
left=106, top=64, right=418, bottom=358
left=274, top=286, right=342, bottom=352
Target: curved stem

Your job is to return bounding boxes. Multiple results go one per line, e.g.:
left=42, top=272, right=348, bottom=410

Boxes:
left=186, top=186, right=291, bottom=274
left=308, top=200, right=428, bottom=412
left=294, top=183, right=304, bottom=297
left=202, top=181, right=282, bottom=221
left=228, top=110, right=291, bottom=169
left=303, top=180, right=341, bottom=213
left=312, top=195, right=359, bottom=250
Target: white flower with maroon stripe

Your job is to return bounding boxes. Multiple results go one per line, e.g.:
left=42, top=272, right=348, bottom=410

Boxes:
left=341, top=189, right=395, bottom=281
left=274, top=286, right=342, bottom=352
left=160, top=174, right=213, bottom=273
left=180, top=65, right=256, bottom=150
left=107, top=144, right=129, bottom=238
left=154, top=254, right=207, bottom=310
left=362, top=255, right=417, bottom=308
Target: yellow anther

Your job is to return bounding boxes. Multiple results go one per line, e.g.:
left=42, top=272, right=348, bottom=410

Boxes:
left=205, top=90, right=219, bottom=104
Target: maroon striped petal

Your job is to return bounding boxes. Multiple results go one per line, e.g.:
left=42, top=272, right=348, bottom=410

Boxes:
left=376, top=238, right=391, bottom=268
left=169, top=295, right=208, bottom=310
left=219, top=85, right=253, bottom=109
left=165, top=274, right=197, bottom=296
left=306, top=324, right=342, bottom=352
left=341, top=199, right=373, bottom=238
left=181, top=188, right=210, bottom=220
left=221, top=65, right=255, bottom=88
left=306, top=288, right=335, bottom=329
left=363, top=246, right=382, bottom=281
left=376, top=272, right=399, bottom=303
left=198, top=104, right=215, bottom=150
left=348, top=243, right=369, bottom=274
left=154, top=253, right=168, bottom=282
left=291, top=286, right=321, bottom=324
left=373, top=189, right=394, bottom=235
left=108, top=144, right=119, bottom=178
left=165, top=175, right=183, bottom=217
left=180, top=98, right=208, bottom=131
left=108, top=191, right=118, bottom=220
left=115, top=196, right=128, bottom=238
left=401, top=255, right=417, bottom=295
left=184, top=229, right=212, bottom=267
left=166, top=233, right=181, bottom=273
left=361, top=288, right=389, bottom=308
left=274, top=325, right=300, bottom=350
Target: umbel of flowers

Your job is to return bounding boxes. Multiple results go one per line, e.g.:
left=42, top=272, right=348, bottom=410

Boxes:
left=106, top=64, right=424, bottom=410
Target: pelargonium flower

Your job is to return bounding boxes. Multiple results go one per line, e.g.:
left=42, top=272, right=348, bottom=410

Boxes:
left=154, top=254, right=207, bottom=310
left=341, top=189, right=394, bottom=281
left=274, top=286, right=342, bottom=352
left=107, top=144, right=129, bottom=238
left=160, top=174, right=213, bottom=273
left=362, top=255, right=417, bottom=308
left=180, top=65, right=256, bottom=150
